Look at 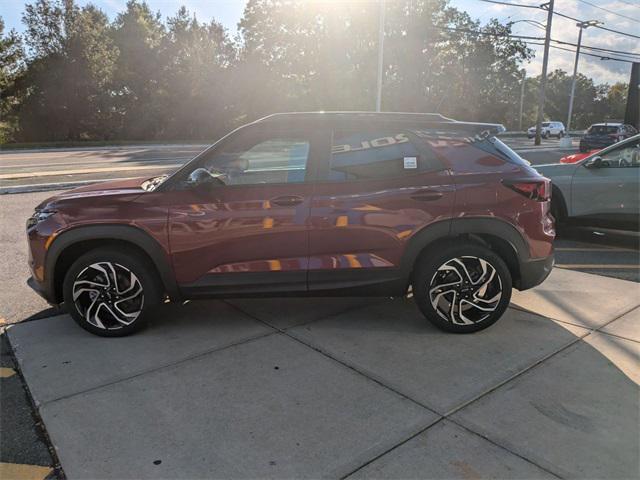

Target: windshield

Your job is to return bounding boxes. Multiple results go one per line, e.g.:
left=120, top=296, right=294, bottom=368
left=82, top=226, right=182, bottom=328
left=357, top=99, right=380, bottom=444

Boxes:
left=588, top=125, right=617, bottom=135
left=542, top=122, right=551, bottom=127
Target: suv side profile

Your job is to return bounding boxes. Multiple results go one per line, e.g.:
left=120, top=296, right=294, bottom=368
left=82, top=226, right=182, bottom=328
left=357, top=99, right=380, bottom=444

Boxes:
left=27, top=112, right=555, bottom=337
left=580, top=123, right=639, bottom=152
left=527, top=121, right=565, bottom=139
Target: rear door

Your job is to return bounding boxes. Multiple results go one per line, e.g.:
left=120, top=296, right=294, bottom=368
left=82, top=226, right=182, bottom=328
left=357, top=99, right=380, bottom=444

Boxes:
left=307, top=125, right=455, bottom=293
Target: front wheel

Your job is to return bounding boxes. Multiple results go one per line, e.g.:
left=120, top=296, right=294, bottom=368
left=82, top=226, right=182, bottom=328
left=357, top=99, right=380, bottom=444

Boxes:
left=413, top=244, right=512, bottom=333
left=63, top=248, right=162, bottom=337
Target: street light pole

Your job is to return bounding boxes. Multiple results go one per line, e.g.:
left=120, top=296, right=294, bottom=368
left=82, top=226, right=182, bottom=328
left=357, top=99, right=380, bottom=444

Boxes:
left=534, top=0, right=555, bottom=146
left=519, top=70, right=526, bottom=131
left=567, top=20, right=601, bottom=132
left=375, top=0, right=385, bottom=112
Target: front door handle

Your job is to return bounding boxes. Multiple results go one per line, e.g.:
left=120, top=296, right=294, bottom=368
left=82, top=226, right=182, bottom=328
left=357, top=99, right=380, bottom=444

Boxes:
left=271, top=195, right=304, bottom=207
left=410, top=189, right=444, bottom=202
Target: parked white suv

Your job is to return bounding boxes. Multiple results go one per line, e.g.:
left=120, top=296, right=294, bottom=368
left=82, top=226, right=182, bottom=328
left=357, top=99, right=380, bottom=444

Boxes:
left=527, top=121, right=565, bottom=139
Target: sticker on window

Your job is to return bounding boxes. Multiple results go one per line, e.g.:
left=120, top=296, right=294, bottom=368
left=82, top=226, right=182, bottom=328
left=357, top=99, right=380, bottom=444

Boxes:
left=404, top=157, right=417, bottom=169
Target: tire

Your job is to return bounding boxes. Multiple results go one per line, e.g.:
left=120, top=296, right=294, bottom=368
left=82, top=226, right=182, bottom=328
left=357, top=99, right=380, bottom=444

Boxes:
left=550, top=195, right=566, bottom=234
left=413, top=243, right=512, bottom=333
left=63, top=247, right=162, bottom=337
left=542, top=131, right=549, bottom=139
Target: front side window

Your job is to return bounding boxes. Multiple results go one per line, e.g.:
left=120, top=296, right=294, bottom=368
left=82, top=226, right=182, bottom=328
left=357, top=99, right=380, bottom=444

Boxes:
left=328, top=129, right=440, bottom=181
left=197, top=131, right=310, bottom=185
left=599, top=139, right=640, bottom=168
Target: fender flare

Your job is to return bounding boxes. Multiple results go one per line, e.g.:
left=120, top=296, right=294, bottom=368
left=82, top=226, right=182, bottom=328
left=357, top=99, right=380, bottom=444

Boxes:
left=46, top=224, right=180, bottom=302
left=400, top=217, right=529, bottom=277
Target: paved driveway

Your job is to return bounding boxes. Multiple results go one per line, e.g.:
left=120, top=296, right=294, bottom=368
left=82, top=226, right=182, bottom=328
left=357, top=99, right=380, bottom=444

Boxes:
left=7, top=268, right=639, bottom=479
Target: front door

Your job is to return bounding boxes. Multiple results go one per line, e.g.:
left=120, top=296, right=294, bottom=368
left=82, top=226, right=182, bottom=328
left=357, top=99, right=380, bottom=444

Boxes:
left=571, top=137, right=640, bottom=227
left=166, top=125, right=321, bottom=296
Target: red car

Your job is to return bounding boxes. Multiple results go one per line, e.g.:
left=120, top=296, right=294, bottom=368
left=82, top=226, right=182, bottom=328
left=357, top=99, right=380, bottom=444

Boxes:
left=560, top=149, right=600, bottom=163
left=27, top=112, right=554, bottom=336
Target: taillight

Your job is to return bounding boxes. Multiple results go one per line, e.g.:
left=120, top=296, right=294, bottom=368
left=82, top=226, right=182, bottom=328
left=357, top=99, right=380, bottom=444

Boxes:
left=503, top=179, right=550, bottom=201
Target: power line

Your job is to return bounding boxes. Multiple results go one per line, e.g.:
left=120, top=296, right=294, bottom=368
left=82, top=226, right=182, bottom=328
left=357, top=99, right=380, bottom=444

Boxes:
left=478, top=0, right=539, bottom=9
left=528, top=41, right=638, bottom=63
left=477, top=0, right=640, bottom=40
left=553, top=40, right=640, bottom=58
left=573, top=0, right=640, bottom=23
left=617, top=0, right=640, bottom=7
left=432, top=24, right=640, bottom=58
left=547, top=10, right=640, bottom=40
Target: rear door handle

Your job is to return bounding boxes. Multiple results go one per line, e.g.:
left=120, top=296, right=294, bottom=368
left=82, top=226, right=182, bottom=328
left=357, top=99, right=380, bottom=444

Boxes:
left=271, top=195, right=304, bottom=207
left=410, top=189, right=444, bottom=202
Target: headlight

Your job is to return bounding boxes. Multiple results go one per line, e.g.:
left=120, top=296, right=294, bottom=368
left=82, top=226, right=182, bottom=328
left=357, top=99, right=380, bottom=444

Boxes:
left=27, top=209, right=57, bottom=229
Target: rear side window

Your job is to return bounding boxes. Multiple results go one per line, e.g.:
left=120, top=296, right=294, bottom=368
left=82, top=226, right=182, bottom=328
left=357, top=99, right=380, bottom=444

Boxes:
left=588, top=125, right=618, bottom=135
left=328, top=129, right=441, bottom=181
left=472, top=137, right=530, bottom=166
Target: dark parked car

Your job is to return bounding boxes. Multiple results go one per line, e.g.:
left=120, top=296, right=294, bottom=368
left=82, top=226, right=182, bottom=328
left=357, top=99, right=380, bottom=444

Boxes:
left=27, top=112, right=555, bottom=336
left=579, top=122, right=638, bottom=152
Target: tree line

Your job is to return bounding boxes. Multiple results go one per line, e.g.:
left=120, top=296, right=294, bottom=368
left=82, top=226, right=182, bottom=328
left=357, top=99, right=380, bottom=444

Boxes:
left=0, top=0, right=630, bottom=143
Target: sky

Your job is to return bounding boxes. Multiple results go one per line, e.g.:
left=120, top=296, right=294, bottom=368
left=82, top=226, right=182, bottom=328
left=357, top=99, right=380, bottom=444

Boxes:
left=1, top=0, right=638, bottom=85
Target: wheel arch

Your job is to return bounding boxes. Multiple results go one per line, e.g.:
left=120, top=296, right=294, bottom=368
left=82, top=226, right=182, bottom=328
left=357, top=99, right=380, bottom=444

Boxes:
left=401, top=218, right=528, bottom=288
left=46, top=225, right=180, bottom=304
left=551, top=184, right=568, bottom=222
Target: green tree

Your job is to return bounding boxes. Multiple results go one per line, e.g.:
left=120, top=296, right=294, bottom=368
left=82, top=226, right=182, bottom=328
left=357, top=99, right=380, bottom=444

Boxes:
left=0, top=17, right=24, bottom=142
left=159, top=7, right=236, bottom=139
left=110, top=0, right=164, bottom=139
left=237, top=0, right=531, bottom=126
left=16, top=0, right=117, bottom=141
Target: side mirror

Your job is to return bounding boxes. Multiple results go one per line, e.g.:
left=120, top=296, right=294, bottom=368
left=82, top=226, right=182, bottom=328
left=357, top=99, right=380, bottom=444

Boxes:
left=584, top=156, right=603, bottom=169
left=187, top=168, right=225, bottom=190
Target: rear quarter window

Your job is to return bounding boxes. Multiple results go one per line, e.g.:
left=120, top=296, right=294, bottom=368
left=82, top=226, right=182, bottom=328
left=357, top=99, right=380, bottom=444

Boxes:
left=470, top=137, right=530, bottom=166
left=327, top=128, right=443, bottom=181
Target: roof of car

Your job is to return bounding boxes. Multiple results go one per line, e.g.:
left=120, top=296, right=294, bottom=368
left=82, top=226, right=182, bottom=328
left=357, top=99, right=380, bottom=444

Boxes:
left=255, top=111, right=505, bottom=134
left=591, top=122, right=622, bottom=126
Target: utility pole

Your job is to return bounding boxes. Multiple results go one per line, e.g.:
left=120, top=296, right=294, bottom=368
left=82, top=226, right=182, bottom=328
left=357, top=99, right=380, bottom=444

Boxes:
left=567, top=20, right=601, bottom=132
left=519, top=70, right=526, bottom=131
left=375, top=0, right=385, bottom=112
left=534, top=0, right=554, bottom=145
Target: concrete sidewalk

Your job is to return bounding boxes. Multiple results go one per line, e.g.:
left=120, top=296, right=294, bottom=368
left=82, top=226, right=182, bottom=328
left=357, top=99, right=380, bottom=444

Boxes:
left=6, top=269, right=639, bottom=479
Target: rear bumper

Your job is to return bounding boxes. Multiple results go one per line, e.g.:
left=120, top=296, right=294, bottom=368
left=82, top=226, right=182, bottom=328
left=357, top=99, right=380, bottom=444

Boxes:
left=580, top=138, right=615, bottom=149
left=515, top=254, right=554, bottom=291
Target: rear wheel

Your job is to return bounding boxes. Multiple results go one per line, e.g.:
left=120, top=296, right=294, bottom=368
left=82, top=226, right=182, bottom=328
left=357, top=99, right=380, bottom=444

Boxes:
left=63, top=248, right=162, bottom=337
left=413, top=243, right=512, bottom=333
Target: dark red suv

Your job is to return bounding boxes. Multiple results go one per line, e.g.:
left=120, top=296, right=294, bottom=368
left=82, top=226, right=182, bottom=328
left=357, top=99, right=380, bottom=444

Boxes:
left=27, top=112, right=554, bottom=336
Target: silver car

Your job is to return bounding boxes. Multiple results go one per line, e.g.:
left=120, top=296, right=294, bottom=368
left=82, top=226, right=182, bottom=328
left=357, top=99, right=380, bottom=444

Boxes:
left=535, top=134, right=639, bottom=230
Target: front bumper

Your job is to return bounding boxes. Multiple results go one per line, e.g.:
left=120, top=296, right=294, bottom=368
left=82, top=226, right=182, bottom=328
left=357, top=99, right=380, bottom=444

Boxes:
left=516, top=254, right=554, bottom=291
left=27, top=276, right=56, bottom=304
